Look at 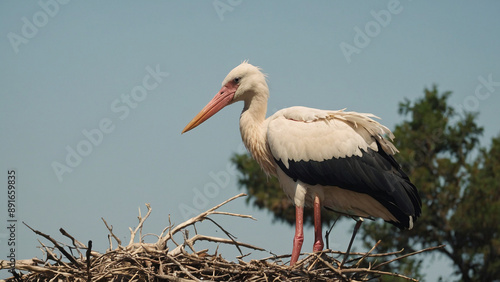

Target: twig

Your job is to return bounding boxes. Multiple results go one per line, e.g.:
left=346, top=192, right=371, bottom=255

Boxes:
left=7, top=262, right=72, bottom=277
left=59, top=228, right=87, bottom=249
left=39, top=240, right=68, bottom=267
left=101, top=217, right=121, bottom=246
left=312, top=252, right=342, bottom=275
left=23, top=222, right=83, bottom=268
left=106, top=234, right=113, bottom=252
left=183, top=230, right=197, bottom=253
left=373, top=244, right=445, bottom=270
left=340, top=267, right=418, bottom=281
left=168, top=215, right=180, bottom=248
left=355, top=240, right=381, bottom=267
left=325, top=215, right=340, bottom=249
left=341, top=218, right=364, bottom=268
left=129, top=203, right=152, bottom=246
left=205, top=217, right=244, bottom=256
left=168, top=234, right=265, bottom=256
left=86, top=240, right=92, bottom=282
left=210, top=211, right=256, bottom=220
left=165, top=253, right=201, bottom=282
left=321, top=248, right=405, bottom=258
left=156, top=193, right=248, bottom=249
left=159, top=214, right=175, bottom=238
left=259, top=253, right=293, bottom=262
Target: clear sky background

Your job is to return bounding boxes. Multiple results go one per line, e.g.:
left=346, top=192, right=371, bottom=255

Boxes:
left=1, top=1, right=500, bottom=280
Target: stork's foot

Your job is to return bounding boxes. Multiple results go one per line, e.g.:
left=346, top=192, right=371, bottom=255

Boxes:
left=313, top=240, right=324, bottom=252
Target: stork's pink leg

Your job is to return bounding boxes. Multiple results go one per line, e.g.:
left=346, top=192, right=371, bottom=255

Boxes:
left=290, top=206, right=304, bottom=265
left=313, top=195, right=324, bottom=252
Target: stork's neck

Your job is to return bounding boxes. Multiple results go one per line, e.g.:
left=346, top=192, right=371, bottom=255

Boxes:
left=242, top=91, right=267, bottom=123
left=239, top=75, right=269, bottom=130
left=239, top=90, right=276, bottom=175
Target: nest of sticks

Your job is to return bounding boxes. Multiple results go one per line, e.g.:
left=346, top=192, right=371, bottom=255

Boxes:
left=1, top=193, right=442, bottom=281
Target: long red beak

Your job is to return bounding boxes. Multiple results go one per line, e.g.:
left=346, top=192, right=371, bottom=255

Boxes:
left=182, top=83, right=237, bottom=134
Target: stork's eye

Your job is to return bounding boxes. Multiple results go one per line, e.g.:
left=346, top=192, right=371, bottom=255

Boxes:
left=233, top=77, right=240, bottom=84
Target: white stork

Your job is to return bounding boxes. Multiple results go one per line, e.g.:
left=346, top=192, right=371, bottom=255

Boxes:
left=182, top=62, right=422, bottom=265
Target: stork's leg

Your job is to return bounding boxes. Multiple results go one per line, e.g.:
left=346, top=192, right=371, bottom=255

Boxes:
left=290, top=206, right=304, bottom=265
left=313, top=195, right=324, bottom=252
left=341, top=217, right=364, bottom=268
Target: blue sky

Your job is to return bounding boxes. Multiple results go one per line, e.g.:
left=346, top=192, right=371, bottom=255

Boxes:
left=1, top=1, right=500, bottom=280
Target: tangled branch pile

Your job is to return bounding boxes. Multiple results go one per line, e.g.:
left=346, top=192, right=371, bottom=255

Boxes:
left=1, top=194, right=442, bottom=281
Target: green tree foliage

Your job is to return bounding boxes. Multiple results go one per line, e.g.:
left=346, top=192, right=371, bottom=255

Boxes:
left=361, top=86, right=500, bottom=281
left=452, top=135, right=500, bottom=280
left=231, top=86, right=500, bottom=281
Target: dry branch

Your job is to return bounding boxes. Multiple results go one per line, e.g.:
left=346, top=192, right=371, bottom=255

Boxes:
left=129, top=203, right=152, bottom=246
left=23, top=222, right=83, bottom=268
left=101, top=217, right=121, bottom=247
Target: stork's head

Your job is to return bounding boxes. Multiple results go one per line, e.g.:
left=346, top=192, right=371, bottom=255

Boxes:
left=182, top=61, right=268, bottom=133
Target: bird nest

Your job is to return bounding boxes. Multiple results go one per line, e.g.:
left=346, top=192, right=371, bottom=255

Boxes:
left=0, top=194, right=441, bottom=281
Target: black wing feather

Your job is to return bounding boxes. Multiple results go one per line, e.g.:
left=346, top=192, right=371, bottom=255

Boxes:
left=275, top=141, right=422, bottom=229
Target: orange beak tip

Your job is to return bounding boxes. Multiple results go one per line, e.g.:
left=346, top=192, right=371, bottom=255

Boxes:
left=182, top=86, right=236, bottom=135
